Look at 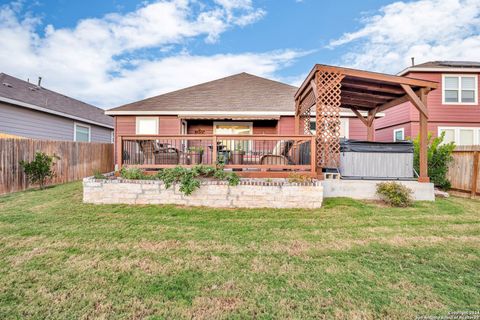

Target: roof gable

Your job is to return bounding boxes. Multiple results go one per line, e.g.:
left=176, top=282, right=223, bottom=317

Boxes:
left=107, top=73, right=298, bottom=114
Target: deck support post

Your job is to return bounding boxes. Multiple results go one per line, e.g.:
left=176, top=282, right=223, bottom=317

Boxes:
left=116, top=135, right=123, bottom=172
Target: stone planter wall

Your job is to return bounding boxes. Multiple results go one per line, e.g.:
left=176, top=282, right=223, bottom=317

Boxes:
left=83, top=178, right=324, bottom=209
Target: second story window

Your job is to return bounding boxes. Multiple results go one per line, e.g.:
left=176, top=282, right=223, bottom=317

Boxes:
left=443, top=75, right=477, bottom=105
left=136, top=117, right=158, bottom=135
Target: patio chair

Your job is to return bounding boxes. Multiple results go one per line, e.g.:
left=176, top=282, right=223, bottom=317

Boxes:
left=139, top=140, right=180, bottom=165
left=260, top=140, right=294, bottom=166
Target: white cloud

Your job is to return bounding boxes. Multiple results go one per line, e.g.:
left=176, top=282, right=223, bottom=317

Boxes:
left=329, top=0, right=480, bottom=73
left=0, top=0, right=301, bottom=108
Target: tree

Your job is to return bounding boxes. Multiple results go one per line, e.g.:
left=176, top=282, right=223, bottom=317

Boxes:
left=412, top=132, right=455, bottom=190
left=19, top=152, right=59, bottom=190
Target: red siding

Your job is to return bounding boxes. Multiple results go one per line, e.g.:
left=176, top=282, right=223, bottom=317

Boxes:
left=278, top=116, right=295, bottom=134
left=375, top=71, right=480, bottom=141
left=348, top=118, right=368, bottom=140
left=376, top=123, right=412, bottom=142
left=159, top=116, right=181, bottom=134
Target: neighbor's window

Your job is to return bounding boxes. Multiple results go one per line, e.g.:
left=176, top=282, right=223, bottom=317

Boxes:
left=439, top=127, right=480, bottom=146
left=393, top=128, right=405, bottom=142
left=136, top=117, right=158, bottom=135
left=74, top=123, right=90, bottom=142
left=443, top=75, right=477, bottom=104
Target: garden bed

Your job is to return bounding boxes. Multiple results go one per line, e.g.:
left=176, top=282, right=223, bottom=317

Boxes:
left=83, top=176, right=323, bottom=208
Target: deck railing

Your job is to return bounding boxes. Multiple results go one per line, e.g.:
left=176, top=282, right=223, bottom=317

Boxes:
left=118, top=134, right=316, bottom=177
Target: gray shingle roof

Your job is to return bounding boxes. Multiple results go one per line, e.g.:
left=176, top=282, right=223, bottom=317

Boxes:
left=0, top=73, right=113, bottom=128
left=107, top=73, right=299, bottom=114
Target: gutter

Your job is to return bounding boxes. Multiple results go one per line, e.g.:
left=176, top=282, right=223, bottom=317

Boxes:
left=0, top=96, right=114, bottom=129
left=397, top=67, right=480, bottom=76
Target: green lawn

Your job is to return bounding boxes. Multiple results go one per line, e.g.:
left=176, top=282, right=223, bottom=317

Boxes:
left=0, top=182, right=479, bottom=319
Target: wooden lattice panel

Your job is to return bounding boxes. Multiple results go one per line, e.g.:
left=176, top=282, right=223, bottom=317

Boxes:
left=315, top=70, right=344, bottom=169
left=300, top=106, right=312, bottom=135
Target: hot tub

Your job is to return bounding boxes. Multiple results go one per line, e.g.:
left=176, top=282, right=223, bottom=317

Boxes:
left=339, top=140, right=414, bottom=179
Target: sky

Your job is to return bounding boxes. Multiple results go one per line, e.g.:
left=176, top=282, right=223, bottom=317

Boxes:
left=0, top=0, right=479, bottom=109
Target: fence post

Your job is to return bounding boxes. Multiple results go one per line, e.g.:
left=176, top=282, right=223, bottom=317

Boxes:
left=212, top=135, right=217, bottom=168
left=471, top=151, right=479, bottom=199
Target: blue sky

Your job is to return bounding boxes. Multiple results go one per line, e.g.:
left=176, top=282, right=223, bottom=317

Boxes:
left=0, top=0, right=479, bottom=108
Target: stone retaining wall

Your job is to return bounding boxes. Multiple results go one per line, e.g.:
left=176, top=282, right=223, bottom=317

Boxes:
left=83, top=178, right=324, bottom=209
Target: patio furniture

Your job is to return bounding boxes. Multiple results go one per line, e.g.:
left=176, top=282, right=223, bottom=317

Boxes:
left=260, top=140, right=294, bottom=166
left=139, top=140, right=180, bottom=165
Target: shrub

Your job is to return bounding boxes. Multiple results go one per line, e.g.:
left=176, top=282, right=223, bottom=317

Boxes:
left=120, top=167, right=152, bottom=180
left=93, top=169, right=106, bottom=180
left=376, top=182, right=413, bottom=207
left=19, top=152, right=58, bottom=190
left=157, top=165, right=240, bottom=196
left=412, top=132, right=455, bottom=190
left=287, top=172, right=312, bottom=184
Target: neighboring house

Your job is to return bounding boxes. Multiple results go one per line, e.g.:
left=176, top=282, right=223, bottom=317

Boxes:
left=375, top=61, right=480, bottom=145
left=106, top=72, right=375, bottom=142
left=0, top=73, right=113, bottom=142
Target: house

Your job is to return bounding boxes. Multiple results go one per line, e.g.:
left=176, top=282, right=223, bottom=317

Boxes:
left=0, top=73, right=113, bottom=142
left=375, top=61, right=480, bottom=145
left=106, top=72, right=376, bottom=144
left=106, top=65, right=437, bottom=183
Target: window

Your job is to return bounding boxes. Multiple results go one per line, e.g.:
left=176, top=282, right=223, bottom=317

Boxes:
left=439, top=127, right=480, bottom=146
left=442, top=75, right=478, bottom=104
left=393, top=128, right=405, bottom=142
left=136, top=117, right=158, bottom=134
left=74, top=123, right=90, bottom=142
left=309, top=118, right=349, bottom=138
left=111, top=131, right=114, bottom=143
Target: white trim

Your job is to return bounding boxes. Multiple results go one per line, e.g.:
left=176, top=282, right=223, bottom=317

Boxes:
left=0, top=96, right=114, bottom=129
left=397, top=67, right=480, bottom=76
left=105, top=109, right=386, bottom=118
left=441, top=74, right=478, bottom=105
left=135, top=116, right=159, bottom=135
left=213, top=121, right=253, bottom=135
left=393, top=128, right=405, bottom=142
left=110, top=131, right=114, bottom=143
left=74, top=122, right=91, bottom=142
left=438, top=126, right=480, bottom=145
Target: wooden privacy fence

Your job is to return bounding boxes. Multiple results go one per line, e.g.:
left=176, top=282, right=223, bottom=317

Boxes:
left=0, top=138, right=114, bottom=194
left=447, top=146, right=480, bottom=197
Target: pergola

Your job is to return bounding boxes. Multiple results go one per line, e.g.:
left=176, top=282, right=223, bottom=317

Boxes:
left=294, top=64, right=438, bottom=182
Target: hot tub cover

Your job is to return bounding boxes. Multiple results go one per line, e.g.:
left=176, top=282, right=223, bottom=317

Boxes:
left=340, top=139, right=413, bottom=153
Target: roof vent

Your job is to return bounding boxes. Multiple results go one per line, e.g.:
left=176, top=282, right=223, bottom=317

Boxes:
left=29, top=87, right=39, bottom=91
left=2, top=82, right=12, bottom=88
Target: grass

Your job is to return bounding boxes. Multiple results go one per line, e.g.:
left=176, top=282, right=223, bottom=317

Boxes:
left=0, top=182, right=479, bottom=319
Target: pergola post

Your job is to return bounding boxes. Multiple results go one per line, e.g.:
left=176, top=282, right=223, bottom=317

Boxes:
left=366, top=107, right=378, bottom=142
left=315, top=70, right=344, bottom=169
left=418, top=89, right=430, bottom=182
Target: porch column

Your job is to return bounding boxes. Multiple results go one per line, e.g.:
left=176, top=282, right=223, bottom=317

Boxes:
left=418, top=89, right=429, bottom=182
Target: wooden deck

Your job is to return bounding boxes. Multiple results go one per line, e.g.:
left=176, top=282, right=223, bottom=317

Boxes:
left=117, top=134, right=316, bottom=178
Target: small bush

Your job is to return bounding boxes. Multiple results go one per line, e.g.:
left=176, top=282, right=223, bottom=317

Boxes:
left=157, top=165, right=240, bottom=196
left=120, top=167, right=152, bottom=180
left=376, top=182, right=413, bottom=207
left=19, top=152, right=58, bottom=190
left=412, top=131, right=455, bottom=190
left=93, top=169, right=107, bottom=180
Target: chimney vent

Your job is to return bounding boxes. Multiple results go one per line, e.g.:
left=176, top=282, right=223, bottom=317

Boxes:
left=411, top=57, right=415, bottom=66
left=37, top=76, right=42, bottom=87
